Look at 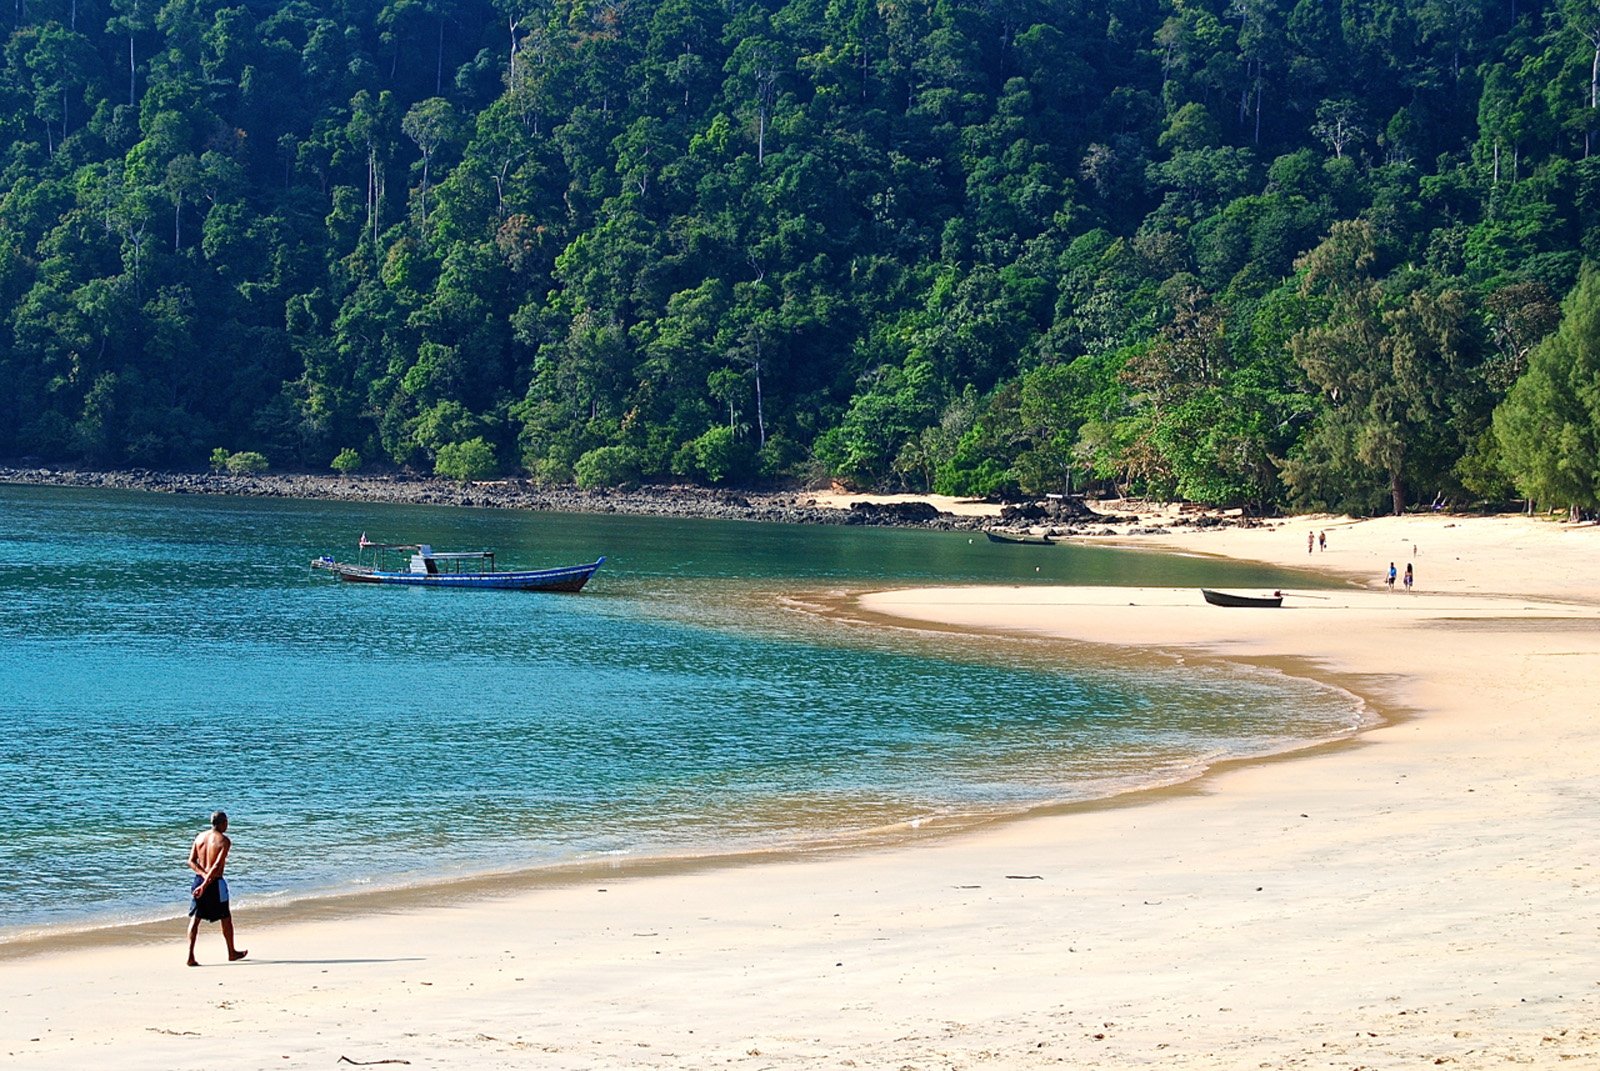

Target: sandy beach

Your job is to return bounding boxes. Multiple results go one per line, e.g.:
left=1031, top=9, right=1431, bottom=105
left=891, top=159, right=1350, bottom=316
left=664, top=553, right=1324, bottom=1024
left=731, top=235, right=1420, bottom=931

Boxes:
left=5, top=511, right=1599, bottom=1068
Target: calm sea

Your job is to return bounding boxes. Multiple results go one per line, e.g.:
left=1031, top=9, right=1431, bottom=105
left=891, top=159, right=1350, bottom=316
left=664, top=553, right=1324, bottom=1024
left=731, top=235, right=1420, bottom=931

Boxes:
left=0, top=484, right=1355, bottom=936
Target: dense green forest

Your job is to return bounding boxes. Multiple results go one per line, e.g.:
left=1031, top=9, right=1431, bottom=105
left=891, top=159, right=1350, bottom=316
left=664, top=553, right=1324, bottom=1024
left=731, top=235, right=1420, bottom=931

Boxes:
left=4, top=0, right=1600, bottom=511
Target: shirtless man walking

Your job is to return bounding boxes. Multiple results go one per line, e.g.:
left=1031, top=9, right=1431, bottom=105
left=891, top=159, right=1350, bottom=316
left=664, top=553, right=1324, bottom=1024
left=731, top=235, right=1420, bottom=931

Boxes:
left=186, top=810, right=247, bottom=966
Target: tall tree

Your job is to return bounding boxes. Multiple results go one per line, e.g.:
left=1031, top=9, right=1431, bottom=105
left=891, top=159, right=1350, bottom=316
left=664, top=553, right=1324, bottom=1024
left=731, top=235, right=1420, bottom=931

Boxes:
left=1286, top=220, right=1477, bottom=514
left=1494, top=262, right=1600, bottom=511
left=402, top=96, right=459, bottom=229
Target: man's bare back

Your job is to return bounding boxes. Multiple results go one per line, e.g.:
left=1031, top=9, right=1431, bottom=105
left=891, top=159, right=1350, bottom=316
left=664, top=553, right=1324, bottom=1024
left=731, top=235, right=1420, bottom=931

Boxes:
left=186, top=810, right=246, bottom=966
left=189, top=828, right=230, bottom=878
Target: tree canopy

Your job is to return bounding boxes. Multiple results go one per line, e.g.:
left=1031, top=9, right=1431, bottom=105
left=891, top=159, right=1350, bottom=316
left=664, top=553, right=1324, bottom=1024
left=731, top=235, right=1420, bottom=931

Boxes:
left=4, top=0, right=1600, bottom=512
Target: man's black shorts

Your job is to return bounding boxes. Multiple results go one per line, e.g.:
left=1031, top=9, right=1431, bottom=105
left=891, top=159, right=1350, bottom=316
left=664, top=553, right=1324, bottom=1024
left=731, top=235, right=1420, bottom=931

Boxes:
left=189, top=875, right=231, bottom=922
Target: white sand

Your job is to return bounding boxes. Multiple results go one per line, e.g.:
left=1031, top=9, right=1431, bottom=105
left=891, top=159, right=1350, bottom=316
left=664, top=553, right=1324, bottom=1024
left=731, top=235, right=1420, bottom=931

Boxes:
left=807, top=489, right=1003, bottom=517
left=4, top=513, right=1599, bottom=1068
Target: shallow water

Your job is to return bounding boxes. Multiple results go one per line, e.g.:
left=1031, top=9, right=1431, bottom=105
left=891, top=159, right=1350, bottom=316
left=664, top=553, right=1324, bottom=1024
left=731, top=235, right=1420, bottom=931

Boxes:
left=0, top=485, right=1354, bottom=935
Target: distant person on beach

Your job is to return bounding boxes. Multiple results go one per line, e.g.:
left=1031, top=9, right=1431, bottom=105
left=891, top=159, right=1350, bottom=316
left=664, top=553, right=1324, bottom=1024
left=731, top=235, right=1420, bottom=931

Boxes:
left=1308, top=531, right=1315, bottom=554
left=1318, top=530, right=1326, bottom=552
left=187, top=811, right=247, bottom=966
left=1386, top=562, right=1397, bottom=590
left=1404, top=563, right=1414, bottom=591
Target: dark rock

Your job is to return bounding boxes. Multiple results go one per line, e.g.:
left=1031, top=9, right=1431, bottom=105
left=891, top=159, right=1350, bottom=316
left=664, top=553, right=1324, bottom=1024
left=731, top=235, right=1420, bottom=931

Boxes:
left=1040, top=496, right=1102, bottom=520
left=1000, top=503, right=1047, bottom=522
left=847, top=500, right=942, bottom=524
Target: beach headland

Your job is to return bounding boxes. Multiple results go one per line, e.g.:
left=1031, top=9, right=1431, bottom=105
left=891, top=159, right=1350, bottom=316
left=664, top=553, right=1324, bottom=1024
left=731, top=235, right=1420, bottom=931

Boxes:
left=0, top=465, right=998, bottom=529
left=4, top=508, right=1598, bottom=1068
left=0, top=465, right=1261, bottom=536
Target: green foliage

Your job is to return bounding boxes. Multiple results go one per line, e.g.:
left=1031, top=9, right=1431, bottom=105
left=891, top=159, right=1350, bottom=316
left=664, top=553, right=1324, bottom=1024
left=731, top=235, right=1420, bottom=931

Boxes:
left=1283, top=223, right=1486, bottom=515
left=1454, top=428, right=1515, bottom=502
left=0, top=0, right=1591, bottom=511
left=433, top=438, right=497, bottom=483
left=678, top=426, right=751, bottom=485
left=331, top=448, right=363, bottom=475
left=209, top=448, right=231, bottom=473
left=573, top=445, right=641, bottom=490
left=1494, top=264, right=1600, bottom=510
left=224, top=451, right=269, bottom=475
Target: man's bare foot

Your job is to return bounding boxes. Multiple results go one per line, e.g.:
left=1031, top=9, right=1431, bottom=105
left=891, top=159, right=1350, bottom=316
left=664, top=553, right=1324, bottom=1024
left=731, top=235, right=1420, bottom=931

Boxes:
left=187, top=958, right=199, bottom=967
left=229, top=949, right=248, bottom=962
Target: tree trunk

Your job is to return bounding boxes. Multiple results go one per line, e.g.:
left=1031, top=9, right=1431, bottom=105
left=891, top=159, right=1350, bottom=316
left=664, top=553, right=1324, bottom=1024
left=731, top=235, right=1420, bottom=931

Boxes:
left=753, top=344, right=766, bottom=447
left=419, top=152, right=430, bottom=227
left=1390, top=468, right=1406, bottom=516
left=1254, top=74, right=1262, bottom=144
left=436, top=17, right=445, bottom=96
left=1590, top=43, right=1599, bottom=158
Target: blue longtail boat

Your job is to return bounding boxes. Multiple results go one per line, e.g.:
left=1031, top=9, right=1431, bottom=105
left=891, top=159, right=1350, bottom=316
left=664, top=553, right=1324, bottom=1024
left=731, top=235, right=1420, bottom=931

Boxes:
left=312, top=537, right=603, bottom=592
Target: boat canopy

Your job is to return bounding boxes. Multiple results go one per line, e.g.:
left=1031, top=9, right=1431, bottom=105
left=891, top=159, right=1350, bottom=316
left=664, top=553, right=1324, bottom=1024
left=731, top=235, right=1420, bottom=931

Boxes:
left=360, top=537, right=488, bottom=556
left=353, top=537, right=498, bottom=574
left=360, top=538, right=492, bottom=558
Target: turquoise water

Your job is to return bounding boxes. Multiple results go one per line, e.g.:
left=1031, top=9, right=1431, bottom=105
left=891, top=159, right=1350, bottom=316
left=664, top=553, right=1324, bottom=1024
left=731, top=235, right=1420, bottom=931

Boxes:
left=0, top=485, right=1354, bottom=935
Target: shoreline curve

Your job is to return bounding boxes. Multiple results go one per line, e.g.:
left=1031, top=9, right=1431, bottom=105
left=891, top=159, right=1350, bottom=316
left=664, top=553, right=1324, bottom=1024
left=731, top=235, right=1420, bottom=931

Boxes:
left=4, top=511, right=1599, bottom=1068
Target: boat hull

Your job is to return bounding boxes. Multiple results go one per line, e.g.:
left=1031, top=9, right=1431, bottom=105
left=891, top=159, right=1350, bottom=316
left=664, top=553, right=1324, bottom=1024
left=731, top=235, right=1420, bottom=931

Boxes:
left=984, top=530, right=1055, bottom=545
left=1200, top=588, right=1282, bottom=608
left=314, top=557, right=604, bottom=592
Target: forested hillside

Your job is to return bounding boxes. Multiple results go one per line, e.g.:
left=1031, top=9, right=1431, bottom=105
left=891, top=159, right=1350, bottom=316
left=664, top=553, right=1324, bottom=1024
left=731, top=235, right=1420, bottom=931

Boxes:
left=4, top=0, right=1600, bottom=512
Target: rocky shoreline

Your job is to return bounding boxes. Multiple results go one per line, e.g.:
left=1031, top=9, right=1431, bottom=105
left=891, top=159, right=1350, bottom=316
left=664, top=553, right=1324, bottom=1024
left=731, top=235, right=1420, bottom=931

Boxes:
left=0, top=466, right=1271, bottom=534
left=0, top=466, right=989, bottom=529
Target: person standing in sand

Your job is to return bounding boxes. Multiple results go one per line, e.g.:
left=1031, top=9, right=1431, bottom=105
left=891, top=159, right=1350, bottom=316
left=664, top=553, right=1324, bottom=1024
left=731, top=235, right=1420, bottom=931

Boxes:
left=1404, top=562, right=1414, bottom=591
left=1318, top=530, right=1326, bottom=552
left=1386, top=562, right=1397, bottom=590
left=1308, top=530, right=1315, bottom=554
left=186, top=811, right=247, bottom=966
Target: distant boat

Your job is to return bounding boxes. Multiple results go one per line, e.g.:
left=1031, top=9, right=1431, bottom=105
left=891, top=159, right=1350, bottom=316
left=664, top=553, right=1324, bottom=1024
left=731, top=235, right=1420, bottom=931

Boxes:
left=312, top=538, right=603, bottom=592
left=984, top=530, right=1055, bottom=545
left=1200, top=588, right=1282, bottom=608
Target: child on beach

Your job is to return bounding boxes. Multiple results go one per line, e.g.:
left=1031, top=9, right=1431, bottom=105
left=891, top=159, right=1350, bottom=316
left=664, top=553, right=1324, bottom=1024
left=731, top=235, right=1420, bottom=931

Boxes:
left=1386, top=562, right=1397, bottom=590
